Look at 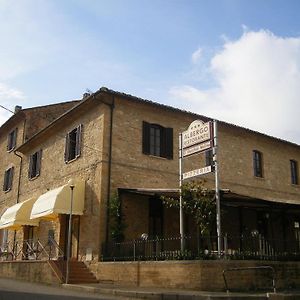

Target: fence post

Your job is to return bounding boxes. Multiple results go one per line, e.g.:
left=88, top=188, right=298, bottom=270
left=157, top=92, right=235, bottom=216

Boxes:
left=133, top=240, right=136, bottom=261
left=224, top=235, right=228, bottom=259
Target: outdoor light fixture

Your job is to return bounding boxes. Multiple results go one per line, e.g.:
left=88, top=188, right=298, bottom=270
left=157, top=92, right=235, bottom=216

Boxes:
left=66, top=179, right=75, bottom=284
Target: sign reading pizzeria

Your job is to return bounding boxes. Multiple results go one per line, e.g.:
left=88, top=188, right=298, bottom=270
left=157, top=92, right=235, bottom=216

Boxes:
left=182, top=120, right=212, bottom=149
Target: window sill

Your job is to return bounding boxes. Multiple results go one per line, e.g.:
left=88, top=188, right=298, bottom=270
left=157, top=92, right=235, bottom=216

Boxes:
left=253, top=176, right=264, bottom=180
left=4, top=188, right=12, bottom=194
left=7, top=147, right=16, bottom=153
left=65, top=156, right=80, bottom=164
left=147, top=154, right=173, bottom=161
left=29, top=175, right=40, bottom=181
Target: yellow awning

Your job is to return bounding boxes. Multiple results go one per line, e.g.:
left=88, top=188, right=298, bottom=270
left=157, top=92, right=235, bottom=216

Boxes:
left=0, top=198, right=39, bottom=230
left=30, top=180, right=85, bottom=220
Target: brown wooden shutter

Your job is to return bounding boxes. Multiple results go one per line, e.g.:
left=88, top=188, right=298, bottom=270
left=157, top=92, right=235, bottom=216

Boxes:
left=75, top=124, right=82, bottom=158
left=36, top=149, right=42, bottom=176
left=3, top=170, right=7, bottom=191
left=9, top=167, right=14, bottom=190
left=165, top=127, right=173, bottom=159
left=142, top=121, right=150, bottom=155
left=64, top=132, right=70, bottom=162
left=12, top=128, right=18, bottom=149
left=28, top=154, right=33, bottom=178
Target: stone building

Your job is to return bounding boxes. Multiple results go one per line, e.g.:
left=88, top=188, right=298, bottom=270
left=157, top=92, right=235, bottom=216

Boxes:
left=0, top=87, right=300, bottom=265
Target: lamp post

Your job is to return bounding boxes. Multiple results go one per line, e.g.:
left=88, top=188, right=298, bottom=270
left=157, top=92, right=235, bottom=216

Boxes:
left=66, top=179, right=75, bottom=284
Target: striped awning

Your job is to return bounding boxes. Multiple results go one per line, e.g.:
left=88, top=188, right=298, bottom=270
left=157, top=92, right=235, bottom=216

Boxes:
left=0, top=198, right=39, bottom=230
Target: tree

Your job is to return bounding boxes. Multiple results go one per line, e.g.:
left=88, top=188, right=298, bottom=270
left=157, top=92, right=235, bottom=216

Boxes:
left=109, top=193, right=126, bottom=242
left=162, top=180, right=216, bottom=235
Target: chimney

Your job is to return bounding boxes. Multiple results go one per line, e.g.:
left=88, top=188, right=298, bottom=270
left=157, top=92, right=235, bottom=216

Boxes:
left=14, top=105, right=22, bottom=113
left=82, top=93, right=91, bottom=99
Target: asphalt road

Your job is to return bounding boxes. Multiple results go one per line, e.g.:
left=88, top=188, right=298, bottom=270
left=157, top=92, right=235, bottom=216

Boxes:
left=0, top=278, right=128, bottom=300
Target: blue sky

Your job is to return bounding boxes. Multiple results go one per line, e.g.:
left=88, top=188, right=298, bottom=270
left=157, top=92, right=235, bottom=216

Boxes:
left=1, top=0, right=300, bottom=143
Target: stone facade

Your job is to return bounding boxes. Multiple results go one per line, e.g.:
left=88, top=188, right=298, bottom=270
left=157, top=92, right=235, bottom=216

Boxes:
left=0, top=87, right=299, bottom=266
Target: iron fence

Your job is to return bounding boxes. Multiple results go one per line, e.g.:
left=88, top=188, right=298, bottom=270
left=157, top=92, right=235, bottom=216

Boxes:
left=102, top=234, right=300, bottom=261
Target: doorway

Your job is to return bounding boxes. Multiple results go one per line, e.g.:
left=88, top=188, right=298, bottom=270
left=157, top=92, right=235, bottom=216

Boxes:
left=60, top=215, right=80, bottom=260
left=149, top=197, right=163, bottom=238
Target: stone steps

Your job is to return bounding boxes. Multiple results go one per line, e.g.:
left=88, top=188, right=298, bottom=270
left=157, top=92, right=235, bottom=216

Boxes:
left=49, top=260, right=98, bottom=284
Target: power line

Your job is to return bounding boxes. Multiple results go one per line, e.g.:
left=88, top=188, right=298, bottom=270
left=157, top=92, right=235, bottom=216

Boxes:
left=0, top=104, right=14, bottom=114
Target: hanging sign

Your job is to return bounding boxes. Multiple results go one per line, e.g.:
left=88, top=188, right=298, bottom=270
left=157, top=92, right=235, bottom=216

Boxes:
left=182, top=166, right=212, bottom=180
left=182, top=141, right=212, bottom=157
left=182, top=120, right=212, bottom=149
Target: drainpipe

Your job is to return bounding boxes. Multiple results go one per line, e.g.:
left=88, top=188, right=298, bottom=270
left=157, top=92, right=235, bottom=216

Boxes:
left=12, top=117, right=26, bottom=256
left=14, top=117, right=26, bottom=204
left=105, top=96, right=115, bottom=247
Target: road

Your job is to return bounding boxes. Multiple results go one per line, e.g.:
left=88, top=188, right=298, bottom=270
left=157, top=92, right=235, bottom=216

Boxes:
left=0, top=278, right=128, bottom=300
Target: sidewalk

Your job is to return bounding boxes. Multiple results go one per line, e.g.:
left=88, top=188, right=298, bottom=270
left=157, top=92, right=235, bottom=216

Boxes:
left=62, top=282, right=300, bottom=299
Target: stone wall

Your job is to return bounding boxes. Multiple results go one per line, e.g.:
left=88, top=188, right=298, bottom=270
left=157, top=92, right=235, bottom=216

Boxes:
left=90, top=260, right=300, bottom=291
left=0, top=261, right=60, bottom=285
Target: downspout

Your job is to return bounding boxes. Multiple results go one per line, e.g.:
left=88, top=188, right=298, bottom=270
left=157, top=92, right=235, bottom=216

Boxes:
left=105, top=96, right=115, bottom=247
left=12, top=117, right=26, bottom=253
left=14, top=117, right=26, bottom=204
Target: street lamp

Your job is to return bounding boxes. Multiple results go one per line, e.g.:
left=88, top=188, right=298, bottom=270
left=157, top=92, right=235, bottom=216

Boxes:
left=66, top=179, right=75, bottom=284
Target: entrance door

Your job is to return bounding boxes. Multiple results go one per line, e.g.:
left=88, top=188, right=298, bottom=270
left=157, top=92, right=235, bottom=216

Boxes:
left=61, top=215, right=80, bottom=260
left=149, top=197, right=163, bottom=238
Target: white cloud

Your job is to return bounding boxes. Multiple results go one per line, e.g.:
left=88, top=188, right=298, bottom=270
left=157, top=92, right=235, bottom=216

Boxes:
left=191, top=48, right=203, bottom=64
left=170, top=30, right=300, bottom=144
left=0, top=83, right=25, bottom=126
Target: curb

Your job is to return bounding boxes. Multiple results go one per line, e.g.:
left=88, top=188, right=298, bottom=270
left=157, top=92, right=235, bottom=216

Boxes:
left=61, top=284, right=269, bottom=299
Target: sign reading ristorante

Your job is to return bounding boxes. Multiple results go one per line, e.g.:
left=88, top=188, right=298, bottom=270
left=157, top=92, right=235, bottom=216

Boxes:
left=182, top=120, right=211, bottom=149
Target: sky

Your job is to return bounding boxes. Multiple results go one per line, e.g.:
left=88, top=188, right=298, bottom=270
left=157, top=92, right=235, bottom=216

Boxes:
left=1, top=0, right=300, bottom=144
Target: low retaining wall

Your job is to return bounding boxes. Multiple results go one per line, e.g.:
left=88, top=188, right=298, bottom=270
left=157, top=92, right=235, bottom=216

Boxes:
left=0, top=261, right=60, bottom=285
left=89, top=260, right=300, bottom=291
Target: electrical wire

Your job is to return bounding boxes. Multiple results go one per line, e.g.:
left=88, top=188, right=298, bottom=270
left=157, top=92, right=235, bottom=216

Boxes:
left=0, top=104, right=14, bottom=114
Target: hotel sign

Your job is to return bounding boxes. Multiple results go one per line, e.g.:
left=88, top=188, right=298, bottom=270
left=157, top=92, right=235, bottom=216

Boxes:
left=182, top=141, right=212, bottom=157
left=182, top=120, right=211, bottom=149
left=183, top=166, right=212, bottom=180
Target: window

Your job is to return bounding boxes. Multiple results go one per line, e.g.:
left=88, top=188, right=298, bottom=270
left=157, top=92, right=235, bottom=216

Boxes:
left=290, top=160, right=298, bottom=185
left=28, top=150, right=42, bottom=179
left=142, top=121, right=173, bottom=159
left=205, top=149, right=213, bottom=167
left=253, top=150, right=263, bottom=177
left=65, top=125, right=82, bottom=162
left=7, top=128, right=17, bottom=151
left=3, top=167, right=14, bottom=192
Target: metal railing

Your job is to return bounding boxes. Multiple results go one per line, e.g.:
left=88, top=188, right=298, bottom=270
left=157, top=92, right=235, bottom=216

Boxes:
left=0, top=238, right=64, bottom=261
left=102, top=234, right=300, bottom=261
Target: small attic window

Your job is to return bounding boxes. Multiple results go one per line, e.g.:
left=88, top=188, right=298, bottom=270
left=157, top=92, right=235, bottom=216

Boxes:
left=64, top=125, right=83, bottom=163
left=7, top=128, right=18, bottom=152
